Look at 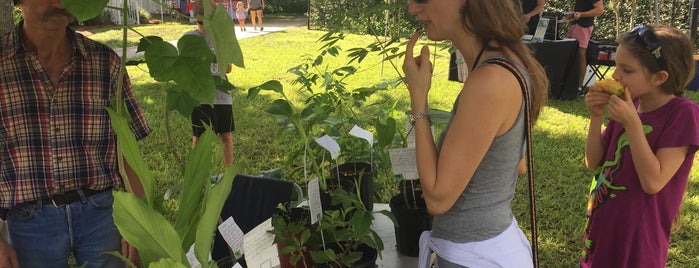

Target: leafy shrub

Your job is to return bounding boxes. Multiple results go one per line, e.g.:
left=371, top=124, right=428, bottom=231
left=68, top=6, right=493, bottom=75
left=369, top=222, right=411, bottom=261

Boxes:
left=265, top=0, right=308, bottom=14
left=139, top=7, right=152, bottom=23
left=81, top=11, right=114, bottom=26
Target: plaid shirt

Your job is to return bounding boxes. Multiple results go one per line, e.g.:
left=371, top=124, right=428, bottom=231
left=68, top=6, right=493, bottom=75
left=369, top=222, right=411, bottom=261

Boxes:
left=0, top=24, right=151, bottom=208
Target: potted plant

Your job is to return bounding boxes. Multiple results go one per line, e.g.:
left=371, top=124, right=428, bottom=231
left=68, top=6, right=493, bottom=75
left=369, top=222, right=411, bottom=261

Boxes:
left=311, top=187, right=396, bottom=268
left=389, top=179, right=432, bottom=257
left=269, top=205, right=320, bottom=268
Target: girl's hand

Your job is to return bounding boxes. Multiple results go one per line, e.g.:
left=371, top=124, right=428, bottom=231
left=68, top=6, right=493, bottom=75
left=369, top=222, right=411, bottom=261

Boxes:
left=607, top=87, right=638, bottom=126
left=584, top=86, right=609, bottom=118
left=402, top=32, right=433, bottom=103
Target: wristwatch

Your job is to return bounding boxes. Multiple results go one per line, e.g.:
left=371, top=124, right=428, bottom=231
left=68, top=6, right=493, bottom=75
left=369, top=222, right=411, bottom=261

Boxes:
left=409, top=112, right=431, bottom=126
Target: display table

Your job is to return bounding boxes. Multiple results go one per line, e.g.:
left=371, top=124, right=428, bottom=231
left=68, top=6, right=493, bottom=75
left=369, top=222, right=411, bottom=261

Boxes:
left=448, top=38, right=580, bottom=100
left=527, top=38, right=580, bottom=100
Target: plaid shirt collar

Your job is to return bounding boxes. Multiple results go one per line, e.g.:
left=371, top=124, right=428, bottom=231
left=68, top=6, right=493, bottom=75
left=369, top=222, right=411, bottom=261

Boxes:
left=7, top=21, right=89, bottom=61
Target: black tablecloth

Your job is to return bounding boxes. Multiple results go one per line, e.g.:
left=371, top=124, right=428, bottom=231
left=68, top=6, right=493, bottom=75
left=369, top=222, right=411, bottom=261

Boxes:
left=528, top=39, right=580, bottom=100
left=449, top=38, right=580, bottom=100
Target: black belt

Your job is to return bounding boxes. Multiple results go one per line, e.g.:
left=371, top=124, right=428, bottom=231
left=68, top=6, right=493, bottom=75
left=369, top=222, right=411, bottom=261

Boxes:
left=40, top=187, right=112, bottom=207
left=0, top=187, right=113, bottom=220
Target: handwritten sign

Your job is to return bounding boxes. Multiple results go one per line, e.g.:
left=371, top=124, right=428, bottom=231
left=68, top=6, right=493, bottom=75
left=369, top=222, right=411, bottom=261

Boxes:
left=315, top=135, right=340, bottom=160
left=218, top=216, right=245, bottom=260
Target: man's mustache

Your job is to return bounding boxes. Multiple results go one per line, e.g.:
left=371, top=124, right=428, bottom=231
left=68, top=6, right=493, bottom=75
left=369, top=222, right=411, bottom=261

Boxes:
left=39, top=8, right=73, bottom=21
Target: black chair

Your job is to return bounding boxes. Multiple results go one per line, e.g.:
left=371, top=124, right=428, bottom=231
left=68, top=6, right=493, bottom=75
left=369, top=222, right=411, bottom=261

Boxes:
left=212, top=174, right=303, bottom=267
left=584, top=40, right=618, bottom=87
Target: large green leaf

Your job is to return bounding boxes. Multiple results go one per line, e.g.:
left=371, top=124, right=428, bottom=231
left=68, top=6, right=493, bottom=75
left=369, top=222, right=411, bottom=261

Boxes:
left=106, top=108, right=154, bottom=206
left=113, top=191, right=185, bottom=264
left=148, top=258, right=189, bottom=268
left=145, top=40, right=180, bottom=82
left=175, top=128, right=216, bottom=251
left=145, top=36, right=216, bottom=104
left=62, top=0, right=108, bottom=22
left=203, top=1, right=245, bottom=69
left=247, top=80, right=284, bottom=100
left=194, top=165, right=238, bottom=265
left=166, top=90, right=200, bottom=117
left=176, top=35, right=217, bottom=103
left=264, top=99, right=295, bottom=118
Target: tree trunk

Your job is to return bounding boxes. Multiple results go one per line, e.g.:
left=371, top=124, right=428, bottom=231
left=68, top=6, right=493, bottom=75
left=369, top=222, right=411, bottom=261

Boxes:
left=0, top=1, right=14, bottom=36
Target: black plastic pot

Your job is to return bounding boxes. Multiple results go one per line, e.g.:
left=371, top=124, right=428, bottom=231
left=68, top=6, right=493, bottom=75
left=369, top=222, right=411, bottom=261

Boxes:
left=389, top=180, right=432, bottom=257
left=329, top=162, right=374, bottom=211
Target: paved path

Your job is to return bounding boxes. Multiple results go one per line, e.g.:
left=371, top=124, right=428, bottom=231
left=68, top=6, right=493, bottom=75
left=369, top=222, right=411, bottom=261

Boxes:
left=117, top=16, right=308, bottom=59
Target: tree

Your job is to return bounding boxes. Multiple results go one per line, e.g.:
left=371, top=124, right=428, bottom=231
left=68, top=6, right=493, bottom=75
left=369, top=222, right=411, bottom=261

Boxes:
left=0, top=1, right=13, bottom=35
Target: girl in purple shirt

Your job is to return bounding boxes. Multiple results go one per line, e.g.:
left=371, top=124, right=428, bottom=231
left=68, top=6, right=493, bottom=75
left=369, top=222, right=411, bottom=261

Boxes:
left=582, top=24, right=699, bottom=267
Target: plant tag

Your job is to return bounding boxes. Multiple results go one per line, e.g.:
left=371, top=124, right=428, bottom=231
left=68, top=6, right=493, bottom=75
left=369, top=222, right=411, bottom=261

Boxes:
left=406, top=121, right=416, bottom=148
left=308, top=177, right=322, bottom=224
left=186, top=244, right=201, bottom=268
left=388, top=148, right=419, bottom=180
left=218, top=216, right=245, bottom=260
left=315, top=135, right=340, bottom=160
left=349, top=125, right=374, bottom=146
left=243, top=218, right=280, bottom=268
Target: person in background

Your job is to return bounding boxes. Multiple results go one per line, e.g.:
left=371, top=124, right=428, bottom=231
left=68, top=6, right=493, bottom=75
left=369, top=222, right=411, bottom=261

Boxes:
left=582, top=24, right=698, bottom=267
left=0, top=0, right=150, bottom=267
left=247, top=0, right=264, bottom=31
left=521, top=0, right=545, bottom=35
left=187, top=0, right=235, bottom=168
left=566, top=0, right=604, bottom=94
left=403, top=0, right=549, bottom=267
left=236, top=1, right=248, bottom=31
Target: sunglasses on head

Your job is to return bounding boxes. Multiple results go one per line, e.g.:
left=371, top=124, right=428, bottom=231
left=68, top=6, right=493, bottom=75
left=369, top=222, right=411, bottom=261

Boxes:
left=413, top=0, right=428, bottom=3
left=630, top=25, right=667, bottom=70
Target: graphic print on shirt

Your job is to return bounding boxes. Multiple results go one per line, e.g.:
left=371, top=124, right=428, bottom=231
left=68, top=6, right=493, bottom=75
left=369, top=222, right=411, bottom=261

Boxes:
left=581, top=124, right=653, bottom=261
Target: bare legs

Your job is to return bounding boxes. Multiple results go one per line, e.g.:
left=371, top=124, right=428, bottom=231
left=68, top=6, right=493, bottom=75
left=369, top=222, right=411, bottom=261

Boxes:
left=192, top=132, right=234, bottom=167
left=250, top=9, right=263, bottom=30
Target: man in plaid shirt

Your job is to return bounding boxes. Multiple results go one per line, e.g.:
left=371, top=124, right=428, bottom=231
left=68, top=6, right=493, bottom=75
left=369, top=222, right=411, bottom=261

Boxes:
left=0, top=0, right=151, bottom=267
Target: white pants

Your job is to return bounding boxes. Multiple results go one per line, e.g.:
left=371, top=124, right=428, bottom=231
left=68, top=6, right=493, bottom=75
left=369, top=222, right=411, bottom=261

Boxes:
left=418, top=217, right=533, bottom=268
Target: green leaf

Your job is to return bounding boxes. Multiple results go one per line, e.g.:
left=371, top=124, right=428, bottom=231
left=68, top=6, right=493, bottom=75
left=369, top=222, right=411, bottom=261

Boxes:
left=145, top=40, right=180, bottom=82
left=176, top=35, right=217, bottom=103
left=350, top=210, right=373, bottom=236
left=61, top=0, right=108, bottom=22
left=148, top=258, right=189, bottom=268
left=113, top=191, right=185, bottom=264
left=195, top=165, right=239, bottom=264
left=204, top=1, right=245, bottom=69
left=175, top=128, right=217, bottom=251
left=106, top=108, right=155, bottom=206
left=264, top=99, right=295, bottom=118
left=166, top=90, right=200, bottom=117
left=310, top=249, right=337, bottom=264
left=137, top=36, right=165, bottom=53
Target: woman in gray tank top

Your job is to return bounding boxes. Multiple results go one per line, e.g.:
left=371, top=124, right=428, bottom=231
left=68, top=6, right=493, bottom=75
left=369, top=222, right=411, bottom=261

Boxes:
left=402, top=0, right=549, bottom=267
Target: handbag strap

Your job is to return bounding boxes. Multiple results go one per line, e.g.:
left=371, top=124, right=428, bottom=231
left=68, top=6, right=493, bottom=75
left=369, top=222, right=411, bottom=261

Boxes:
left=484, top=58, right=539, bottom=268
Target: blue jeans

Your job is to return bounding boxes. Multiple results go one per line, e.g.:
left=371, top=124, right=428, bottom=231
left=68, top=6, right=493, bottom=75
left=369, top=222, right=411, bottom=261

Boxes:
left=6, top=189, right=123, bottom=268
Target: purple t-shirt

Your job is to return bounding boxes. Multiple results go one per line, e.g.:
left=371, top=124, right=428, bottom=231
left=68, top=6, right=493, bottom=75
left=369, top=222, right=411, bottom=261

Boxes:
left=581, top=97, right=699, bottom=268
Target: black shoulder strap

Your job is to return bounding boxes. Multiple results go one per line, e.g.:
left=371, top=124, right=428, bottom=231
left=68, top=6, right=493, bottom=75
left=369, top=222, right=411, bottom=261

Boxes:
left=484, top=58, right=540, bottom=268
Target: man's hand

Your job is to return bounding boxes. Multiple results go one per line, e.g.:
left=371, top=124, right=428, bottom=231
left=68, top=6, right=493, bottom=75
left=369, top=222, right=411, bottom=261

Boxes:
left=121, top=238, right=141, bottom=267
left=0, top=239, right=19, bottom=268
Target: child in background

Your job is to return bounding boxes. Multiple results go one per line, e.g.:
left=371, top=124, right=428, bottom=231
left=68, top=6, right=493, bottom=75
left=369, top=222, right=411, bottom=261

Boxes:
left=582, top=24, right=699, bottom=267
left=236, top=1, right=247, bottom=31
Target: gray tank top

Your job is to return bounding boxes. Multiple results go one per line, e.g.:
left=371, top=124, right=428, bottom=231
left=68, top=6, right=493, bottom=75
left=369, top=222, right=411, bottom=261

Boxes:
left=432, top=55, right=529, bottom=243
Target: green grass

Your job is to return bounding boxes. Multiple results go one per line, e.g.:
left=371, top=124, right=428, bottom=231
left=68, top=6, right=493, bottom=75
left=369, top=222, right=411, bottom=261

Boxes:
left=106, top=24, right=699, bottom=267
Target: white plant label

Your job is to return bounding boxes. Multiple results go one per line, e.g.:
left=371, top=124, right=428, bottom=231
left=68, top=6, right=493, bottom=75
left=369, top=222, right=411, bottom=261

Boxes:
left=217, top=216, right=245, bottom=260
left=315, top=135, right=340, bottom=160
left=349, top=125, right=374, bottom=146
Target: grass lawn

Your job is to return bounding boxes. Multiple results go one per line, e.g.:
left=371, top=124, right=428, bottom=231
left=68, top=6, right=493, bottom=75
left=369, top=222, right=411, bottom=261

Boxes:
left=93, top=23, right=699, bottom=267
